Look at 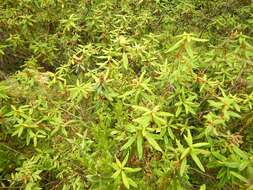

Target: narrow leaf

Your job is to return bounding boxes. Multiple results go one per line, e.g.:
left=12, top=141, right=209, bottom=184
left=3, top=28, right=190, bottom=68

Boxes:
left=122, top=52, right=129, bottom=70
left=112, top=170, right=121, bottom=179
left=180, top=147, right=190, bottom=160
left=116, top=157, right=122, bottom=168
left=137, top=133, right=143, bottom=159
left=124, top=167, right=141, bottom=173
left=121, top=136, right=136, bottom=151
left=145, top=132, right=162, bottom=152
left=184, top=130, right=192, bottom=146
left=127, top=177, right=138, bottom=188
left=122, top=172, right=130, bottom=189
left=180, top=158, right=187, bottom=176
left=230, top=171, right=248, bottom=183
left=122, top=152, right=129, bottom=167
left=167, top=39, right=184, bottom=52
left=191, top=37, right=208, bottom=42
left=153, top=114, right=166, bottom=126
left=156, top=111, right=174, bottom=117
left=192, top=143, right=209, bottom=148
left=132, top=105, right=150, bottom=112
left=191, top=153, right=205, bottom=172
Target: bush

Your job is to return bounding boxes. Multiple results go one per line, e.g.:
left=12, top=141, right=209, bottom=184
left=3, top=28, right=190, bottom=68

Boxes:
left=0, top=0, right=253, bottom=189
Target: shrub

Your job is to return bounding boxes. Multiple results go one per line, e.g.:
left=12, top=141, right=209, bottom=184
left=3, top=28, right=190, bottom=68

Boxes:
left=0, top=0, right=253, bottom=189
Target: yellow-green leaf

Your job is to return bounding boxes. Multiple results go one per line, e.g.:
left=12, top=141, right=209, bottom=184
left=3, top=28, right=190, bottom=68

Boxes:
left=145, top=132, right=162, bottom=152
left=230, top=171, right=248, bottom=183
left=199, top=184, right=206, bottom=190
left=112, top=170, right=121, bottom=179
left=121, top=136, right=136, bottom=151
left=191, top=153, right=205, bottom=172
left=137, top=133, right=143, bottom=159
left=122, top=172, right=129, bottom=189
left=180, top=158, right=187, bottom=176
left=122, top=52, right=128, bottom=70
left=180, top=147, right=190, bottom=160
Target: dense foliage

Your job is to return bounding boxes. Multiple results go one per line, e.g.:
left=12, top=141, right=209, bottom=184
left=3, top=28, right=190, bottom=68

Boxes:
left=0, top=0, right=253, bottom=189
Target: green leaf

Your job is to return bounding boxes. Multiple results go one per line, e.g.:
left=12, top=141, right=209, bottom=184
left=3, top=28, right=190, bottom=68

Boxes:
left=111, top=163, right=119, bottom=170
left=230, top=171, right=248, bottom=183
left=133, top=115, right=151, bottom=126
left=144, top=132, right=162, bottom=152
left=167, top=38, right=184, bottom=52
left=232, top=146, right=248, bottom=159
left=191, top=37, right=208, bottom=42
left=153, top=114, right=166, bottom=126
left=156, top=111, right=173, bottom=117
left=185, top=43, right=193, bottom=57
left=116, top=157, right=122, bottom=168
left=184, top=130, right=192, bottom=146
left=121, top=136, right=136, bottom=151
left=137, top=133, right=143, bottom=159
left=247, top=167, right=253, bottom=179
left=122, top=172, right=130, bottom=189
left=239, top=161, right=250, bottom=171
left=222, top=162, right=240, bottom=168
left=191, top=153, right=205, bottom=172
left=122, top=152, right=129, bottom=167
left=112, top=170, right=121, bottom=179
left=124, top=167, right=141, bottom=173
left=175, top=105, right=182, bottom=117
left=132, top=105, right=150, bottom=113
left=167, top=127, right=175, bottom=140
left=122, top=52, right=129, bottom=70
left=127, top=177, right=138, bottom=188
left=212, top=151, right=227, bottom=161
left=192, top=143, right=209, bottom=148
left=140, top=83, right=153, bottom=94
left=199, top=184, right=206, bottom=190
left=18, top=126, right=24, bottom=137
left=180, top=147, right=190, bottom=160
left=228, top=111, right=241, bottom=118
left=180, top=158, right=187, bottom=176
left=193, top=149, right=210, bottom=156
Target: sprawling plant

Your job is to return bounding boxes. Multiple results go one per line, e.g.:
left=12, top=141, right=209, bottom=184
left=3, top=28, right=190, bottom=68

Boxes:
left=0, top=0, right=253, bottom=189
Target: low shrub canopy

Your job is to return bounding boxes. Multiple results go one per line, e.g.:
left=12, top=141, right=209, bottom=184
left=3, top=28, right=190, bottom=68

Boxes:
left=0, top=0, right=253, bottom=189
